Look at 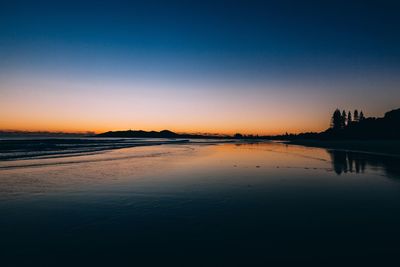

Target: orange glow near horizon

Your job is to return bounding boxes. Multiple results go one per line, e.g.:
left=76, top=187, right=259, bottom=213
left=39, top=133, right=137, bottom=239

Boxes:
left=1, top=73, right=399, bottom=135
left=0, top=113, right=326, bottom=136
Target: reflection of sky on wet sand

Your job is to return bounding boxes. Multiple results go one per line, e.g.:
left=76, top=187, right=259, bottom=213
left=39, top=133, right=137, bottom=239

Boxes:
left=1, top=142, right=399, bottom=201
left=1, top=142, right=400, bottom=265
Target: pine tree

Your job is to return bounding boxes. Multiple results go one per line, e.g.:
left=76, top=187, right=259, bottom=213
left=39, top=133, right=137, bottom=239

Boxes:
left=347, top=111, right=352, bottom=125
left=341, top=110, right=346, bottom=128
left=359, top=111, right=365, bottom=121
left=354, top=109, right=359, bottom=122
left=331, top=109, right=342, bottom=129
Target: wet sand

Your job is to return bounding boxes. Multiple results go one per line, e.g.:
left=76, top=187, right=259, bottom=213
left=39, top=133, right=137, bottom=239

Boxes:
left=1, top=142, right=400, bottom=266
left=286, top=139, right=400, bottom=157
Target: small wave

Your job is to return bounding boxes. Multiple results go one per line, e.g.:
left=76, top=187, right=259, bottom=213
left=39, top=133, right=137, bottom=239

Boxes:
left=0, top=138, right=190, bottom=161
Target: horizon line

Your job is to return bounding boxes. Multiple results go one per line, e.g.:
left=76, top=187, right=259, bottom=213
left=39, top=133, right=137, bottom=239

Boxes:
left=0, top=128, right=318, bottom=136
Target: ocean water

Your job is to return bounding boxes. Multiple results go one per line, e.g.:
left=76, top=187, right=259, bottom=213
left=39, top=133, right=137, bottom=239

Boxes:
left=1, top=140, right=400, bottom=266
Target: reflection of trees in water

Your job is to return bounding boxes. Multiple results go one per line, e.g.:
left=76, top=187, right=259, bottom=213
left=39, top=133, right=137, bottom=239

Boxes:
left=328, top=150, right=366, bottom=175
left=328, top=150, right=400, bottom=179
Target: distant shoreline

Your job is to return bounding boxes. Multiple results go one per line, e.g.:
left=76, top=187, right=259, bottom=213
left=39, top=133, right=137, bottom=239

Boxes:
left=285, top=139, right=400, bottom=157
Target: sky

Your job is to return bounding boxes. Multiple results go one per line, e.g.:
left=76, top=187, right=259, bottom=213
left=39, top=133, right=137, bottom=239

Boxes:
left=1, top=0, right=400, bottom=134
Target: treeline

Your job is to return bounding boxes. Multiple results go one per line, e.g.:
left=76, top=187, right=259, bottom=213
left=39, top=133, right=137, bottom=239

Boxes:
left=331, top=109, right=365, bottom=129
left=325, top=107, right=400, bottom=139
left=95, top=107, right=400, bottom=141
left=268, top=107, right=400, bottom=140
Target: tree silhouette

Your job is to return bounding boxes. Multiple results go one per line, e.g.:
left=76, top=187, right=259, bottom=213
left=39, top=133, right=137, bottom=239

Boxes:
left=341, top=110, right=346, bottom=128
left=354, top=109, right=359, bottom=122
left=234, top=133, right=243, bottom=139
left=331, top=109, right=342, bottom=129
left=359, top=111, right=365, bottom=121
left=347, top=111, right=352, bottom=125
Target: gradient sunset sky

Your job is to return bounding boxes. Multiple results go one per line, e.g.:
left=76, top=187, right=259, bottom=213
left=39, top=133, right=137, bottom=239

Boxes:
left=1, top=1, right=400, bottom=134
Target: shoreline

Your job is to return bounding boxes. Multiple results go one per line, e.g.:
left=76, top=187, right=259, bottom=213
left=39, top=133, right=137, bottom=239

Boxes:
left=285, top=139, right=400, bottom=157
left=0, top=138, right=239, bottom=161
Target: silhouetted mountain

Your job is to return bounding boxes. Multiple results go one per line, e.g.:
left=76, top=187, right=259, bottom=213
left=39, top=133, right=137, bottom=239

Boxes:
left=96, top=130, right=180, bottom=138
left=96, top=130, right=229, bottom=139
left=94, top=108, right=400, bottom=141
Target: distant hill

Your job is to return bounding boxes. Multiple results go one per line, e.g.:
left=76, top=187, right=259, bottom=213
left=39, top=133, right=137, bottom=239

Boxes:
left=13, top=108, right=397, bottom=141
left=96, top=129, right=229, bottom=139
left=96, top=130, right=180, bottom=138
